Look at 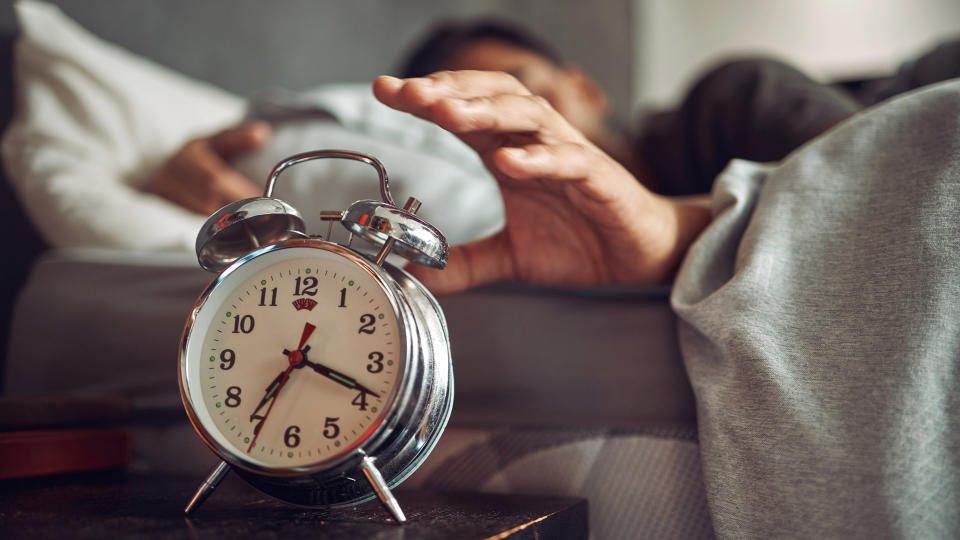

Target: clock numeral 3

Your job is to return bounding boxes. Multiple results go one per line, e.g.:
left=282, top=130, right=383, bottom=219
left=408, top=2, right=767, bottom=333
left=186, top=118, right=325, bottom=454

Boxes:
left=366, top=351, right=384, bottom=373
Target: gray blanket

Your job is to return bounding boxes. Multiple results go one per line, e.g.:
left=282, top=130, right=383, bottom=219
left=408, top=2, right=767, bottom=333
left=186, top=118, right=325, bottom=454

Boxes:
left=672, top=79, right=960, bottom=537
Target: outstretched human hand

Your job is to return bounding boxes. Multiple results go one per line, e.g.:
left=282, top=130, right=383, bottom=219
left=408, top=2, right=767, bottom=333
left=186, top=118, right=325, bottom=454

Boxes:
left=149, top=122, right=270, bottom=215
left=373, top=71, right=710, bottom=294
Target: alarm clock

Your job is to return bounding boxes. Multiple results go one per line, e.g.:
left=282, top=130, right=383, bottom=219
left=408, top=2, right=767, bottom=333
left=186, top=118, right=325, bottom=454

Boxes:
left=178, top=150, right=453, bottom=522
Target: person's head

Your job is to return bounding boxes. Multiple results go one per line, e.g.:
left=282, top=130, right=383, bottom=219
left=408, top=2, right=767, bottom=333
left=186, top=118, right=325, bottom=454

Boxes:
left=398, top=19, right=611, bottom=142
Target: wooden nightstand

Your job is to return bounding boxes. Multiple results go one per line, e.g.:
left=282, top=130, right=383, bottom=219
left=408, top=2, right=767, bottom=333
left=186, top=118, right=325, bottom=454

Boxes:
left=0, top=472, right=588, bottom=539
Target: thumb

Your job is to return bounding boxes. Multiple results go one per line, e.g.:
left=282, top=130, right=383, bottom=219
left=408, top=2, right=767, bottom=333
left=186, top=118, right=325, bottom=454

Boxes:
left=208, top=121, right=272, bottom=158
left=405, top=232, right=514, bottom=295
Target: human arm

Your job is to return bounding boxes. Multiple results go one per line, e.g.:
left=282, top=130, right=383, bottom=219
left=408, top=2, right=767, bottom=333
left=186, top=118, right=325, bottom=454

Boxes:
left=148, top=122, right=270, bottom=216
left=372, top=70, right=712, bottom=294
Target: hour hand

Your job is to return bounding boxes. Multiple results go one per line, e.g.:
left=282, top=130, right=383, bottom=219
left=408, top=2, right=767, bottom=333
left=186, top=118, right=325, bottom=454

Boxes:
left=250, top=370, right=286, bottom=421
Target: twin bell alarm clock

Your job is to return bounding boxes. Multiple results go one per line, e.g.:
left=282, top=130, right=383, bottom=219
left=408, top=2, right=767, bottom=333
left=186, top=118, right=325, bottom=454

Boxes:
left=178, top=150, right=453, bottom=522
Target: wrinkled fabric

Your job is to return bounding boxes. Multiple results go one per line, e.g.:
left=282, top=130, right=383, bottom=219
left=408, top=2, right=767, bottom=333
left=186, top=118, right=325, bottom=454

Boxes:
left=672, top=80, right=960, bottom=538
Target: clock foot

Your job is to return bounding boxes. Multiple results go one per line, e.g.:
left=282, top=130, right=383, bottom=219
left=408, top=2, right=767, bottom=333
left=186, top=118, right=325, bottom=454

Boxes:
left=359, top=455, right=406, bottom=523
left=184, top=460, right=231, bottom=515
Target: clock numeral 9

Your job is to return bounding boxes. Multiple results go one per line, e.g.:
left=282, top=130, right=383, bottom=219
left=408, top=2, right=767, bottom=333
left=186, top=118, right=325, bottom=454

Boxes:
left=232, top=314, right=255, bottom=334
left=225, top=386, right=242, bottom=408
left=219, top=349, right=236, bottom=370
left=366, top=352, right=384, bottom=373
left=358, top=314, right=376, bottom=335
left=323, top=417, right=340, bottom=439
left=284, top=425, right=301, bottom=448
left=293, top=276, right=318, bottom=297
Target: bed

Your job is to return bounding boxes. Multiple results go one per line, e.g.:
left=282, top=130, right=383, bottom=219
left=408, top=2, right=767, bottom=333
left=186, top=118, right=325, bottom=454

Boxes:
left=0, top=2, right=710, bottom=538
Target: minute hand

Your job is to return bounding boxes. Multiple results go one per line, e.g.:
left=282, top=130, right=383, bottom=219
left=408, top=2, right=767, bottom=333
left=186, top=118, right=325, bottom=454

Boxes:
left=302, top=358, right=380, bottom=397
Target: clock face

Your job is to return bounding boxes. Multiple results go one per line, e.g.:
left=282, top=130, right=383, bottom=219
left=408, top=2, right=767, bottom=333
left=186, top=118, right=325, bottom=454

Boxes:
left=181, top=244, right=405, bottom=472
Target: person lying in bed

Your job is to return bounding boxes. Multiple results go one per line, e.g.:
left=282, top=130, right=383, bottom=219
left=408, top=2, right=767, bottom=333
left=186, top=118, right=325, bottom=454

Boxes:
left=367, top=28, right=960, bottom=537
left=370, top=67, right=960, bottom=537
left=145, top=22, right=960, bottom=536
left=150, top=19, right=959, bottom=216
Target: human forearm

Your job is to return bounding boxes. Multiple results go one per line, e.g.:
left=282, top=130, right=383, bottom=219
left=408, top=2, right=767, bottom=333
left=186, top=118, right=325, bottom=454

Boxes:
left=373, top=71, right=712, bottom=293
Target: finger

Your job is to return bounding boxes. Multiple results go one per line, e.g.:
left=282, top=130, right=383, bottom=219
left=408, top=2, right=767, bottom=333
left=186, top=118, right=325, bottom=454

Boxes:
left=208, top=121, right=272, bottom=158
left=170, top=145, right=261, bottom=214
left=429, top=94, right=578, bottom=140
left=405, top=232, right=515, bottom=295
left=213, top=169, right=261, bottom=204
left=373, top=71, right=530, bottom=117
left=492, top=143, right=605, bottom=181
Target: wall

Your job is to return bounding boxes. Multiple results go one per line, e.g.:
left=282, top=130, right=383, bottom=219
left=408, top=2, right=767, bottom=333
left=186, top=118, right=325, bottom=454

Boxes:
left=633, top=0, right=960, bottom=108
left=0, top=0, right=635, bottom=120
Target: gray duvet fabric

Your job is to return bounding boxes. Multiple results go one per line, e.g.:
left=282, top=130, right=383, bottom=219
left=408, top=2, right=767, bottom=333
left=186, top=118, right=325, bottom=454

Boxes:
left=672, top=80, right=960, bottom=538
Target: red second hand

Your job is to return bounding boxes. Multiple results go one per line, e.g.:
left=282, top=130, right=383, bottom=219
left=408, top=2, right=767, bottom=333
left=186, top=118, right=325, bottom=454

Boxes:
left=246, top=322, right=316, bottom=453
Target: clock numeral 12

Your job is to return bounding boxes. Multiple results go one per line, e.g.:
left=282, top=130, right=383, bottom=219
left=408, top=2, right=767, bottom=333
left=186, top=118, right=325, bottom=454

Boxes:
left=293, top=276, right=318, bottom=296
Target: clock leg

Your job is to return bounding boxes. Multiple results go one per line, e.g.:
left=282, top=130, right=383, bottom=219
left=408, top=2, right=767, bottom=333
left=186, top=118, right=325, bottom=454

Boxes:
left=184, top=460, right=231, bottom=515
left=359, top=455, right=407, bottom=523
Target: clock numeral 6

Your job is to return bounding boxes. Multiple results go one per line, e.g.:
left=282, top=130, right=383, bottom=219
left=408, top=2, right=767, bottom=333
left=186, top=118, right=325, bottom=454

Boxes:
left=284, top=425, right=301, bottom=448
left=358, top=314, right=376, bottom=335
left=232, top=314, right=255, bottom=334
left=366, top=352, right=384, bottom=373
left=323, top=417, right=340, bottom=439
left=225, top=386, right=242, bottom=408
left=219, top=349, right=236, bottom=370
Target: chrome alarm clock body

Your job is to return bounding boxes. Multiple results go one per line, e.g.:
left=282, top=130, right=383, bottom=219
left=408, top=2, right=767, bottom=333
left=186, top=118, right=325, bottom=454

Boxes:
left=177, top=150, right=453, bottom=521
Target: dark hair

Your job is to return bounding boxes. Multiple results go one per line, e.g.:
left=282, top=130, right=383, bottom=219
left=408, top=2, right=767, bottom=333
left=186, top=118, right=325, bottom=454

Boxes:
left=398, top=18, right=563, bottom=78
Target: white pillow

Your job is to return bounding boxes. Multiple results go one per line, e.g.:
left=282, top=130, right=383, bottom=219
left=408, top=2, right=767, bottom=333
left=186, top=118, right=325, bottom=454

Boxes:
left=2, top=0, right=245, bottom=250
left=2, top=1, right=506, bottom=253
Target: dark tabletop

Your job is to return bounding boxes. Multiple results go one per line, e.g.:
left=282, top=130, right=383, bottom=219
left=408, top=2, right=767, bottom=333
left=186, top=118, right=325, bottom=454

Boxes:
left=0, top=470, right=588, bottom=539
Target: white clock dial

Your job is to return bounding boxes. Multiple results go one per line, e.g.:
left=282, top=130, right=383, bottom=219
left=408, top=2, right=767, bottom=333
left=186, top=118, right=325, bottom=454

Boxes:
left=184, top=246, right=404, bottom=470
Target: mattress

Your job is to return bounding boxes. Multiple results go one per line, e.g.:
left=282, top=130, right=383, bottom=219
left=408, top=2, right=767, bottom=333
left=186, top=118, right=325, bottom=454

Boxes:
left=4, top=249, right=696, bottom=477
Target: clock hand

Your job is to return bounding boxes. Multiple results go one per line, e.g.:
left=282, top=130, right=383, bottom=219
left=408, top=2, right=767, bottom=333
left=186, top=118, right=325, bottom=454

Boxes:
left=250, top=370, right=287, bottom=421
left=284, top=345, right=311, bottom=370
left=300, top=356, right=381, bottom=398
left=251, top=341, right=317, bottom=422
left=246, top=323, right=316, bottom=453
